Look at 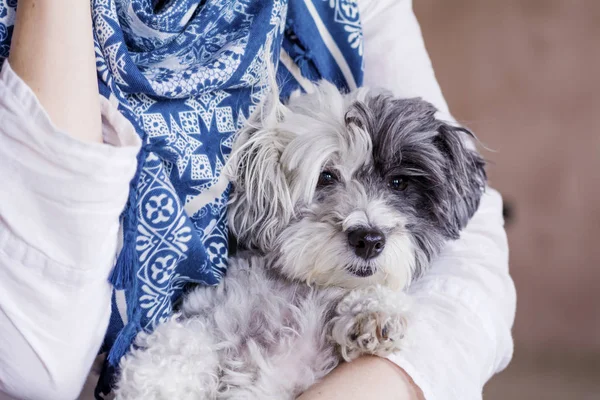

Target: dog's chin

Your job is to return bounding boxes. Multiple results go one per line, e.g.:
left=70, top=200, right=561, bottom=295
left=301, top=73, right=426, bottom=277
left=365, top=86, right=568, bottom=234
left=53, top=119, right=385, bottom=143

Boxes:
left=339, top=257, right=410, bottom=290
left=275, top=255, right=412, bottom=291
left=306, top=268, right=385, bottom=290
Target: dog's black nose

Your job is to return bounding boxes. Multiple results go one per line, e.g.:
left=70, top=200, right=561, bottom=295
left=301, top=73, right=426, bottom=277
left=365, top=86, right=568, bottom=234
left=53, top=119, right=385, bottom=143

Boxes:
left=347, top=228, right=385, bottom=260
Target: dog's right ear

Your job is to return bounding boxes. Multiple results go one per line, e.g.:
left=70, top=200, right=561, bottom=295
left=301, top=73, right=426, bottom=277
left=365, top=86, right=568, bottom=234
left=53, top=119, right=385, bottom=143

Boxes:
left=226, top=102, right=294, bottom=254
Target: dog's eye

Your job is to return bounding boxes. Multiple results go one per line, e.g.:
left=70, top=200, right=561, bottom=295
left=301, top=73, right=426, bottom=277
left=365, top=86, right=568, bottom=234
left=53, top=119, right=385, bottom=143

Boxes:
left=388, top=176, right=408, bottom=191
left=318, top=170, right=337, bottom=187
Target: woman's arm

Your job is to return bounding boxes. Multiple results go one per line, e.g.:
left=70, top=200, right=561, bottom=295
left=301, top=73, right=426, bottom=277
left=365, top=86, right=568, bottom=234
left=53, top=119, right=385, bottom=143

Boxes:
left=300, top=1, right=516, bottom=399
left=0, top=60, right=140, bottom=399
left=0, top=2, right=141, bottom=398
left=298, top=356, right=424, bottom=400
left=8, top=0, right=102, bottom=143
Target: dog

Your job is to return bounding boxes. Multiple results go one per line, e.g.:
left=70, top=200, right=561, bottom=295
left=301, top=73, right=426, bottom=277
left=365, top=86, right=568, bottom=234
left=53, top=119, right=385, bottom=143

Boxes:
left=114, top=82, right=486, bottom=399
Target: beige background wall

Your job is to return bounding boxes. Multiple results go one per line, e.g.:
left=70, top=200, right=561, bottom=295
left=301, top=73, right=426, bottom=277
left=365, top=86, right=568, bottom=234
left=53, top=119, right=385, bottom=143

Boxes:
left=414, top=0, right=600, bottom=355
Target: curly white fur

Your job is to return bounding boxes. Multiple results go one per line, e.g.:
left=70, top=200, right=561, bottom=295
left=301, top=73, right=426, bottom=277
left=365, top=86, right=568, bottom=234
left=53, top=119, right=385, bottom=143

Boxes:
left=116, top=261, right=408, bottom=400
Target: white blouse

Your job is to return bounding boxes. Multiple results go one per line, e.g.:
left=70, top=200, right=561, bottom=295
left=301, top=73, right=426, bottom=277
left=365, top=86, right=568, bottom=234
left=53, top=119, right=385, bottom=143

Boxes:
left=0, top=1, right=515, bottom=399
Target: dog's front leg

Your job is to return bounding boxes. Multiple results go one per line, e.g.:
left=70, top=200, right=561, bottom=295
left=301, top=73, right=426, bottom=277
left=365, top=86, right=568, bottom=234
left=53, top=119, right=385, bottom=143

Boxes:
left=329, top=286, right=411, bottom=361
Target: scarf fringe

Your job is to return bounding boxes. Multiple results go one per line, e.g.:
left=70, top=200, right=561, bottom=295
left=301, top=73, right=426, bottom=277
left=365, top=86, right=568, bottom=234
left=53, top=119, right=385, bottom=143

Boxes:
left=107, top=310, right=142, bottom=366
left=109, top=218, right=138, bottom=290
left=109, top=142, right=148, bottom=290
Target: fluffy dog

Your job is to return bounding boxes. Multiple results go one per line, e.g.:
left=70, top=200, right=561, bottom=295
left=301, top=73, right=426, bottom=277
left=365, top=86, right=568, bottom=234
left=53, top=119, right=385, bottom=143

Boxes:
left=114, top=82, right=486, bottom=399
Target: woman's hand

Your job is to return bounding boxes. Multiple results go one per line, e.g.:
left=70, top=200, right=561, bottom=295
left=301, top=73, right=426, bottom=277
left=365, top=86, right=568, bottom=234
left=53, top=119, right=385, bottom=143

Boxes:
left=8, top=0, right=102, bottom=143
left=297, top=356, right=425, bottom=400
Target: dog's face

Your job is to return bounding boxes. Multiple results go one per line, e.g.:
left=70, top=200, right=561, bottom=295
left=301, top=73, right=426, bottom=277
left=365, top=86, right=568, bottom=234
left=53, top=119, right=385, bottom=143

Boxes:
left=228, top=83, right=486, bottom=290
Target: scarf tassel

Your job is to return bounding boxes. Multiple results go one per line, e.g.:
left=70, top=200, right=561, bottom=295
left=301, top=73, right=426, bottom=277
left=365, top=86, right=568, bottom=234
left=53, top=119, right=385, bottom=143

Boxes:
left=109, top=231, right=137, bottom=290
left=109, top=191, right=139, bottom=290
left=109, top=142, right=148, bottom=290
left=107, top=310, right=142, bottom=366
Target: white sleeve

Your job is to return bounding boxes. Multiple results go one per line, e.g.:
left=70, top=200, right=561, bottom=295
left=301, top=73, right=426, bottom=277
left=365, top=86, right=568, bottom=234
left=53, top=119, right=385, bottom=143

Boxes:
left=0, top=61, right=140, bottom=400
left=357, top=1, right=516, bottom=400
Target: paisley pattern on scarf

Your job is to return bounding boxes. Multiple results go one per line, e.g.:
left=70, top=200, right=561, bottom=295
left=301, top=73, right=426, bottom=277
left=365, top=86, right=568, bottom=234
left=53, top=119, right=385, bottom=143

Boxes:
left=0, top=0, right=363, bottom=394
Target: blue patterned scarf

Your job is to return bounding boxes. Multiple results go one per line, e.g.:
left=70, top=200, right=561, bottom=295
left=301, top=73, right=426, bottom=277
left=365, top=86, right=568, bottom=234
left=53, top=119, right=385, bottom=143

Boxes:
left=0, top=0, right=363, bottom=394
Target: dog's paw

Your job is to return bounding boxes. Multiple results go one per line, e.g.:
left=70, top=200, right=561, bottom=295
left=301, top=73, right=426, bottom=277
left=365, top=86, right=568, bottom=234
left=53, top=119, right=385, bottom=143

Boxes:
left=330, top=287, right=409, bottom=361
left=333, top=308, right=406, bottom=361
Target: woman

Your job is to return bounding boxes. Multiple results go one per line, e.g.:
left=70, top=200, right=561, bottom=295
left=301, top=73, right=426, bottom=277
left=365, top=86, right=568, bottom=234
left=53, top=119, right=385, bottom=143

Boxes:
left=0, top=0, right=515, bottom=399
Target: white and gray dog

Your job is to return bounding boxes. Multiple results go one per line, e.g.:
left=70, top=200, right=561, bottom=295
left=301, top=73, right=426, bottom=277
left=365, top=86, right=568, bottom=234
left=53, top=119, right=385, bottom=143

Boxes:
left=114, top=82, right=486, bottom=399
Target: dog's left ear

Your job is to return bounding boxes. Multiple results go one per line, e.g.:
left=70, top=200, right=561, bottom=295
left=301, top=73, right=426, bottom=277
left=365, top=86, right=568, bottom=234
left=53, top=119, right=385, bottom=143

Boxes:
left=433, top=123, right=487, bottom=239
left=226, top=104, right=294, bottom=254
